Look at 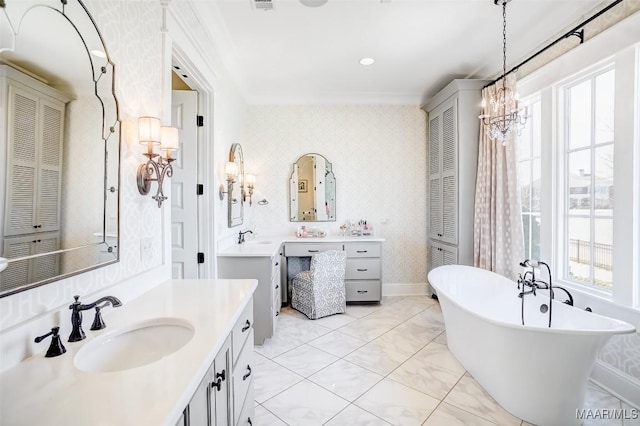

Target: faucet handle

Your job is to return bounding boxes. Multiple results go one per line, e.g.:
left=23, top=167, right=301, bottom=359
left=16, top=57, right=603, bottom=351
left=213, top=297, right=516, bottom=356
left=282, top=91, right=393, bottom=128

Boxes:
left=90, top=305, right=107, bottom=330
left=34, top=327, right=66, bottom=358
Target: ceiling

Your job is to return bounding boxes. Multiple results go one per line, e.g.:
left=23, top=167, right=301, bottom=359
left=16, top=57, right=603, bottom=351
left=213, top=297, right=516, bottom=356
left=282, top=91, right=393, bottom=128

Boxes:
left=195, top=0, right=610, bottom=105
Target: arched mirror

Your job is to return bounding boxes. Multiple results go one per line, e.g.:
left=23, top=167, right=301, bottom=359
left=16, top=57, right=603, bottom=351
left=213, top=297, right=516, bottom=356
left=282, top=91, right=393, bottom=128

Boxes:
left=289, top=153, right=336, bottom=222
left=228, top=143, right=244, bottom=227
left=0, top=0, right=120, bottom=297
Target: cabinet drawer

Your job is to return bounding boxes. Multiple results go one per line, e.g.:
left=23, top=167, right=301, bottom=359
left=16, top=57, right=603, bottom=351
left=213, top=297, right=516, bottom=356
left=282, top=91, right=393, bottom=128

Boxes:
left=345, top=243, right=380, bottom=258
left=232, top=300, right=254, bottom=364
left=235, top=377, right=255, bottom=426
left=284, top=243, right=343, bottom=257
left=233, top=328, right=254, bottom=425
left=345, top=258, right=380, bottom=279
left=346, top=280, right=381, bottom=301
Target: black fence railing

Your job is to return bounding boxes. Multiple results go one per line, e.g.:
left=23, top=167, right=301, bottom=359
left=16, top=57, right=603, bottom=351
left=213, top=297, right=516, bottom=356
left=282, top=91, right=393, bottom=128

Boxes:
left=568, top=239, right=612, bottom=271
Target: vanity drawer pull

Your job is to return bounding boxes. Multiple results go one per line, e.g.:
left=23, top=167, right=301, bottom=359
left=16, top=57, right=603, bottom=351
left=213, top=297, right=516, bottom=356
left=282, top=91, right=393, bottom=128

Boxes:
left=356, top=268, right=368, bottom=272
left=241, top=320, right=251, bottom=332
left=308, top=249, right=319, bottom=253
left=243, top=365, right=252, bottom=381
left=356, top=250, right=368, bottom=253
left=357, top=290, right=368, bottom=294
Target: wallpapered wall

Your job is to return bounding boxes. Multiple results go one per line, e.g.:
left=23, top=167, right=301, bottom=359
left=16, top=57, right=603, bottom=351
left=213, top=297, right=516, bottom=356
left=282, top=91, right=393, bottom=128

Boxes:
left=242, top=105, right=427, bottom=286
left=0, top=0, right=165, bottom=333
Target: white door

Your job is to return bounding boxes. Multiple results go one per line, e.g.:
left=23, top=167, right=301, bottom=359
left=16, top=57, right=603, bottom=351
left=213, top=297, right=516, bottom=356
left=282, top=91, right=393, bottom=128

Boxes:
left=171, top=90, right=198, bottom=279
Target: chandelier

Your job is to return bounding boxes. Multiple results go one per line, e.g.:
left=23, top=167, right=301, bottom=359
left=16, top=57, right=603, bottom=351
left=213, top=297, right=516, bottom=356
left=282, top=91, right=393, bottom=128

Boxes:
left=479, top=0, right=527, bottom=145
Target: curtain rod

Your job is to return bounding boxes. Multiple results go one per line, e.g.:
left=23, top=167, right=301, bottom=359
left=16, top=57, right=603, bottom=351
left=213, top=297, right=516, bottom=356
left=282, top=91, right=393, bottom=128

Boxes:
left=484, top=0, right=624, bottom=89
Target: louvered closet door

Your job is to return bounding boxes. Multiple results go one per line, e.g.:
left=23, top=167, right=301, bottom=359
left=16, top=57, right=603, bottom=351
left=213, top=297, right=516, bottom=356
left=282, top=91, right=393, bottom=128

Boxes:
left=428, top=115, right=442, bottom=240
left=0, top=237, right=33, bottom=291
left=429, top=241, right=443, bottom=271
left=31, top=233, right=60, bottom=283
left=5, top=86, right=38, bottom=236
left=440, top=100, right=458, bottom=245
left=36, top=100, right=64, bottom=233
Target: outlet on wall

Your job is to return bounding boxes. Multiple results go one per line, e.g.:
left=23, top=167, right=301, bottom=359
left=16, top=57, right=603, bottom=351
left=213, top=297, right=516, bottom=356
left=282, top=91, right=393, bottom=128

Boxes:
left=140, top=237, right=153, bottom=262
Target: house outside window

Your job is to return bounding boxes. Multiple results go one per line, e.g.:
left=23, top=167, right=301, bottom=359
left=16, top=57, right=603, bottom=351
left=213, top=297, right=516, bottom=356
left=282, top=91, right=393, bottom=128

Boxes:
left=561, top=66, right=615, bottom=290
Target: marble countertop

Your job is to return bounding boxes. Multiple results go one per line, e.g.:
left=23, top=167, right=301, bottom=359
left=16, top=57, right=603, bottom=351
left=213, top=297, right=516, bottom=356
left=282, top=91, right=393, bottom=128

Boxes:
left=217, top=235, right=386, bottom=257
left=0, top=278, right=257, bottom=426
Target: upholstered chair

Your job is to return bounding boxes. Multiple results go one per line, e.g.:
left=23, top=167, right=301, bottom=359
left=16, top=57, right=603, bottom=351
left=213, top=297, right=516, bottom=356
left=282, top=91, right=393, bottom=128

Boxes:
left=291, top=250, right=347, bottom=319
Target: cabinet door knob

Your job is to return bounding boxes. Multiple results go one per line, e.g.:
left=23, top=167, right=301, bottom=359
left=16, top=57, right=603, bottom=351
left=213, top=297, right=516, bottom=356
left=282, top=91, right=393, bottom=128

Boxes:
left=275, top=285, right=279, bottom=289
left=241, top=319, right=251, bottom=332
left=275, top=262, right=279, bottom=266
left=242, top=365, right=252, bottom=381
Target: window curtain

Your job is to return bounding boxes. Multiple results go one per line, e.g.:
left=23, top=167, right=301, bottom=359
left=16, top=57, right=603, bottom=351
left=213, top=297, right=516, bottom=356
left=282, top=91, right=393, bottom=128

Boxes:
left=473, top=74, right=525, bottom=280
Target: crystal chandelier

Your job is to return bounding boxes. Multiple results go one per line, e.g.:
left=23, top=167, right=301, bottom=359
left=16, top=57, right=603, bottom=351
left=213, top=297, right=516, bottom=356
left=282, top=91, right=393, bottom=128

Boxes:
left=479, top=0, right=527, bottom=145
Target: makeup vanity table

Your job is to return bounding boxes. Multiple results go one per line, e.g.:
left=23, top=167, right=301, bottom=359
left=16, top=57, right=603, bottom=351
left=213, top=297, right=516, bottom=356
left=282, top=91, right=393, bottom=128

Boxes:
left=218, top=236, right=384, bottom=345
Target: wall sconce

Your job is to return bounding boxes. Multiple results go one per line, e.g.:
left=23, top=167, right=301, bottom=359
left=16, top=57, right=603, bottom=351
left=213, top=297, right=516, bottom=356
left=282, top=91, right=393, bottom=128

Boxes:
left=137, top=116, right=179, bottom=208
left=219, top=161, right=238, bottom=202
left=244, top=173, right=255, bottom=206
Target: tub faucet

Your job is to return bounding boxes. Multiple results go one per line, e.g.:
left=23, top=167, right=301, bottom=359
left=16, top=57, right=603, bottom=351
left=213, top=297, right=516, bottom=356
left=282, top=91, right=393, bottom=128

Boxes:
left=238, top=230, right=253, bottom=244
left=551, top=285, right=574, bottom=306
left=68, top=295, right=122, bottom=342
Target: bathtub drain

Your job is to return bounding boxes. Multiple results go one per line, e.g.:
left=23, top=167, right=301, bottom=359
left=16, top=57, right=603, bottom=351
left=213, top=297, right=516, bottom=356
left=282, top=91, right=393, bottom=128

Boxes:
left=540, top=304, right=549, bottom=313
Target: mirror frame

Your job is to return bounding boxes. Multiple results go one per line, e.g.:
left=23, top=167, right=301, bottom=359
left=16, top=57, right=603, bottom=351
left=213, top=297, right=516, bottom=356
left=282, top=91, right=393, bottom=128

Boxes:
left=289, top=153, right=336, bottom=222
left=228, top=143, right=244, bottom=228
left=0, top=0, right=121, bottom=298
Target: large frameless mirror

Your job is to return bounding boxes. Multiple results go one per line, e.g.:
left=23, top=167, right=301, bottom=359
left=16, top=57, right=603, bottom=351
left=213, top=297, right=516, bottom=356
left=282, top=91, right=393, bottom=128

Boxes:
left=0, top=0, right=120, bottom=297
left=289, top=153, right=336, bottom=222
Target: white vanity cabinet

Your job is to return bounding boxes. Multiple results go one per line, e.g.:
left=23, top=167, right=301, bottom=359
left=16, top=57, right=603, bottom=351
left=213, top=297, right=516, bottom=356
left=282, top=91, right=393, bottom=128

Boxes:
left=177, top=299, right=254, bottom=426
left=283, top=239, right=383, bottom=302
left=218, top=252, right=282, bottom=346
left=424, top=79, right=487, bottom=287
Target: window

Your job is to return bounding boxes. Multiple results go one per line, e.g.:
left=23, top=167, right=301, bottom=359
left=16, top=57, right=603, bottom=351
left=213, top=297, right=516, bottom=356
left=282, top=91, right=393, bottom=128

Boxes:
left=517, top=97, right=542, bottom=261
left=561, top=67, right=615, bottom=290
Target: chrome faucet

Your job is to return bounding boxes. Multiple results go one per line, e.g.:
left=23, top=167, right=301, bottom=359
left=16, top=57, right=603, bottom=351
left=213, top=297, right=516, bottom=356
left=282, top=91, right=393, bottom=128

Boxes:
left=519, top=259, right=555, bottom=327
left=238, top=230, right=253, bottom=244
left=68, top=295, right=122, bottom=342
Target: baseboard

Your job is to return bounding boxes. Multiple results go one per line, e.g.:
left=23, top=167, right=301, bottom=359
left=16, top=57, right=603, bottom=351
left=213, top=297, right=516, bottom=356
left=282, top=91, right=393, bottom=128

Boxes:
left=382, top=283, right=430, bottom=297
left=590, top=360, right=640, bottom=409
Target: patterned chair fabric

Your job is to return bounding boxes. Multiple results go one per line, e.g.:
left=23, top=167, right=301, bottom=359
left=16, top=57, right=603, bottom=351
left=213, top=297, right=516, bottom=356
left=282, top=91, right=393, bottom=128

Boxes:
left=291, top=250, right=347, bottom=320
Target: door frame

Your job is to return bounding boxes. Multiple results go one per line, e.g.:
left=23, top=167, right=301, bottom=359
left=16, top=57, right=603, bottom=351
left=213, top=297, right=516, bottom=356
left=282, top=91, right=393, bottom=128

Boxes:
left=169, top=47, right=216, bottom=279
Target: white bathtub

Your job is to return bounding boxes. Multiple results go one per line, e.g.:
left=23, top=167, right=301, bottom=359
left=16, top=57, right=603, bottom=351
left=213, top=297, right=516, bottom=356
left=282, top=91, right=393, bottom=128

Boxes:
left=428, top=264, right=635, bottom=426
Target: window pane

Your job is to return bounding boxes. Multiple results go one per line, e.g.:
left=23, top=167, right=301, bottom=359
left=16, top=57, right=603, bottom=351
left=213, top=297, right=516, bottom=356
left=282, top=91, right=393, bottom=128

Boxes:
left=595, top=70, right=615, bottom=144
left=518, top=113, right=532, bottom=161
left=519, top=160, right=531, bottom=212
left=593, top=218, right=613, bottom=289
left=532, top=158, right=541, bottom=213
left=594, top=145, right=614, bottom=214
left=567, top=217, right=591, bottom=284
left=568, top=150, right=591, bottom=211
left=569, top=80, right=591, bottom=149
left=522, top=214, right=531, bottom=259
left=531, top=214, right=541, bottom=260
left=532, top=101, right=542, bottom=157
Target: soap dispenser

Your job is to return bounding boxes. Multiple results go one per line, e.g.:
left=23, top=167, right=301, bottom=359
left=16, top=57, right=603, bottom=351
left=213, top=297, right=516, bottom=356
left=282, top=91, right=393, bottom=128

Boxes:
left=34, top=327, right=67, bottom=358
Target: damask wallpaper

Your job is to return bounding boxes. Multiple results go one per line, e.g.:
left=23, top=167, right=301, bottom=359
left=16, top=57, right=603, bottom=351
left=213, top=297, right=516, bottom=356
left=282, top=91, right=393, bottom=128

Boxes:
left=242, top=105, right=427, bottom=287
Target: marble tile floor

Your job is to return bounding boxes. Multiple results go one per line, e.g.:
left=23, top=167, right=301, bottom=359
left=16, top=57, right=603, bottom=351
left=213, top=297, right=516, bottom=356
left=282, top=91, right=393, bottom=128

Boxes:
left=253, top=296, right=639, bottom=426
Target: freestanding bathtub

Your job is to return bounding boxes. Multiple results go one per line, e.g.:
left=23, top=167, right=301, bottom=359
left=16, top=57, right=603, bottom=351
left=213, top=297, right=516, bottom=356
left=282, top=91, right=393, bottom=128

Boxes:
left=428, top=264, right=635, bottom=426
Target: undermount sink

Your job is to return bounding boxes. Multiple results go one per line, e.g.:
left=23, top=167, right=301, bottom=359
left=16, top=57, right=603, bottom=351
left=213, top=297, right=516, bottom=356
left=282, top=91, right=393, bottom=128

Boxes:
left=74, top=317, right=194, bottom=373
left=244, top=240, right=272, bottom=245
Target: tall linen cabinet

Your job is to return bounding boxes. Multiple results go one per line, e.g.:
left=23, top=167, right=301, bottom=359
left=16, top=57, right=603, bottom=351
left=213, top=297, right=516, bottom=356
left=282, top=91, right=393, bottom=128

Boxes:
left=424, top=79, right=488, bottom=294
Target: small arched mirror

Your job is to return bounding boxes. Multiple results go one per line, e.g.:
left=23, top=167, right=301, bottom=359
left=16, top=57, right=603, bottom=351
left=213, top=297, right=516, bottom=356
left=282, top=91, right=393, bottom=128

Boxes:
left=289, top=153, right=336, bottom=222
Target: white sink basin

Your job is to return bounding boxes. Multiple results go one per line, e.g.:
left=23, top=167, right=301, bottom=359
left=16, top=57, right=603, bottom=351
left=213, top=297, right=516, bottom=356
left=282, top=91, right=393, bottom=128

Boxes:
left=244, top=240, right=272, bottom=245
left=74, top=317, right=194, bottom=373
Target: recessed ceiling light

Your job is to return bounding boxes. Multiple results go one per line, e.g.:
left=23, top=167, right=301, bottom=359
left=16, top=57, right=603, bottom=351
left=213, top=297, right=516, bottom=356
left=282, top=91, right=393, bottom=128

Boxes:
left=359, top=57, right=375, bottom=66
left=90, top=49, right=106, bottom=59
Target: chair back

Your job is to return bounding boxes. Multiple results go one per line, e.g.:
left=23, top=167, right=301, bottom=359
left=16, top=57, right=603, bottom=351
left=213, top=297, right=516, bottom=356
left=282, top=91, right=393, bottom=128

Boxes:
left=310, top=250, right=347, bottom=284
